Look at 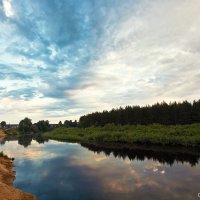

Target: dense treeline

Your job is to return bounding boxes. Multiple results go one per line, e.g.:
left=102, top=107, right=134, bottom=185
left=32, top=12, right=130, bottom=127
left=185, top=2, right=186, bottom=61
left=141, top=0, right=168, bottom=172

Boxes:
left=79, top=100, right=200, bottom=127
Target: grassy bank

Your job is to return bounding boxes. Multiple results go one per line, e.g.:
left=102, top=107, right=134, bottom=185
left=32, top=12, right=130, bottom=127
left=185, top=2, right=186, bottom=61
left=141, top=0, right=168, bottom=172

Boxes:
left=0, top=129, right=5, bottom=138
left=4, top=128, right=20, bottom=135
left=43, top=123, right=200, bottom=147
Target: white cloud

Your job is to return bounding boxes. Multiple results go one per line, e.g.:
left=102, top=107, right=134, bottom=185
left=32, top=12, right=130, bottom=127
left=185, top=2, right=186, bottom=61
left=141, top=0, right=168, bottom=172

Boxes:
left=68, top=0, right=200, bottom=113
left=0, top=96, right=62, bottom=123
left=2, top=0, right=14, bottom=17
left=0, top=0, right=200, bottom=123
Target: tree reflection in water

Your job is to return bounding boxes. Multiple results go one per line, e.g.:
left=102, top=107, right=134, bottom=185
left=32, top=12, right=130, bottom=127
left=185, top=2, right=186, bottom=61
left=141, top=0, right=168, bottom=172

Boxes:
left=1, top=135, right=200, bottom=166
left=81, top=143, right=200, bottom=167
left=3, top=134, right=49, bottom=148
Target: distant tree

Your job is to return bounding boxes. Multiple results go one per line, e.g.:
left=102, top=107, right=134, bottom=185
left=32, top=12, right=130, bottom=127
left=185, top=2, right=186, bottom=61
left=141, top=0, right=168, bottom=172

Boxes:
left=64, top=120, right=71, bottom=127
left=36, top=120, right=50, bottom=132
left=64, top=120, right=78, bottom=128
left=0, top=121, right=6, bottom=128
left=74, top=120, right=78, bottom=127
left=58, top=121, right=63, bottom=127
left=18, top=117, right=32, bottom=133
left=192, top=100, right=200, bottom=123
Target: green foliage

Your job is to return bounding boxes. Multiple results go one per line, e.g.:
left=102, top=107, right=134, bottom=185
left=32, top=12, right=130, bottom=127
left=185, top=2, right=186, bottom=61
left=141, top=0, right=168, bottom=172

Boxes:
left=18, top=117, right=32, bottom=134
left=64, top=120, right=78, bottom=127
left=36, top=120, right=50, bottom=132
left=43, top=123, right=200, bottom=147
left=4, top=128, right=19, bottom=135
left=58, top=121, right=63, bottom=127
left=79, top=100, right=200, bottom=127
left=0, top=121, right=6, bottom=128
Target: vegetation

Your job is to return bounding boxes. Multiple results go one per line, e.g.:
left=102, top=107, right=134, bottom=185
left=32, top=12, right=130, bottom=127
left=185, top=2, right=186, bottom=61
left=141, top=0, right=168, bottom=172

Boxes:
left=35, top=120, right=50, bottom=132
left=4, top=100, right=200, bottom=148
left=4, top=128, right=19, bottom=135
left=79, top=100, right=200, bottom=127
left=63, top=120, right=78, bottom=128
left=43, top=123, right=200, bottom=147
left=58, top=121, right=63, bottom=127
left=0, top=151, right=8, bottom=158
left=18, top=118, right=51, bottom=134
left=0, top=121, right=6, bottom=128
left=18, top=117, right=32, bottom=133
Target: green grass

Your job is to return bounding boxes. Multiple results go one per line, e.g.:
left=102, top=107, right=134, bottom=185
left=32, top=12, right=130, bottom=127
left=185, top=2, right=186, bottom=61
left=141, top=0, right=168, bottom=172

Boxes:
left=43, top=123, right=200, bottom=147
left=4, top=128, right=20, bottom=135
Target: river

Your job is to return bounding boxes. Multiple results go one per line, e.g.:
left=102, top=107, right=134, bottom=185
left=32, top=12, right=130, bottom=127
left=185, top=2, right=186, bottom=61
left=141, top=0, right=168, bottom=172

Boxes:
left=0, top=135, right=200, bottom=200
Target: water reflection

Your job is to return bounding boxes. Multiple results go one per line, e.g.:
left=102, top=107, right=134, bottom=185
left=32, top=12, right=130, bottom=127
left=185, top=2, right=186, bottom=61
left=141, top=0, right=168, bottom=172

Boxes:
left=1, top=134, right=49, bottom=147
left=1, top=135, right=200, bottom=166
left=81, top=143, right=200, bottom=167
left=0, top=138, right=200, bottom=200
left=18, top=134, right=49, bottom=147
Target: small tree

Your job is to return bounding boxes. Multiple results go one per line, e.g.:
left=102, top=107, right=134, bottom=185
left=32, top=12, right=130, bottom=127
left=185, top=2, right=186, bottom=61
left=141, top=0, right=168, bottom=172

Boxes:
left=58, top=121, right=63, bottom=127
left=0, top=121, right=6, bottom=128
left=64, top=120, right=78, bottom=127
left=64, top=120, right=71, bottom=127
left=18, top=118, right=32, bottom=133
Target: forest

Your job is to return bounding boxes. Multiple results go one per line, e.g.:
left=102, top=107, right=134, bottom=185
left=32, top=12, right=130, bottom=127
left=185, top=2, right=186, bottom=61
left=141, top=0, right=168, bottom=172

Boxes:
left=79, top=100, right=200, bottom=127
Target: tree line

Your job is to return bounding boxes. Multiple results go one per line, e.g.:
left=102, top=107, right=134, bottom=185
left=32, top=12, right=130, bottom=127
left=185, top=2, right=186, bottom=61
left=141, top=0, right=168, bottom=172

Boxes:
left=2, top=100, right=200, bottom=132
left=79, top=100, right=200, bottom=127
left=18, top=119, right=78, bottom=134
left=1, top=118, right=78, bottom=134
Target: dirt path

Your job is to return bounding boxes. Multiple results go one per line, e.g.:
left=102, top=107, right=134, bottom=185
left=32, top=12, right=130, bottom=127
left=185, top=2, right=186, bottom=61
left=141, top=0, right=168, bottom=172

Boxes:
left=0, top=156, right=36, bottom=200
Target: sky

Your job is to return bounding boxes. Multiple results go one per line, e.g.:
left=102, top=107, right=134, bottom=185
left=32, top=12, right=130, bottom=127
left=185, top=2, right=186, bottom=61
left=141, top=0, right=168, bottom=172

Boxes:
left=0, top=0, right=200, bottom=123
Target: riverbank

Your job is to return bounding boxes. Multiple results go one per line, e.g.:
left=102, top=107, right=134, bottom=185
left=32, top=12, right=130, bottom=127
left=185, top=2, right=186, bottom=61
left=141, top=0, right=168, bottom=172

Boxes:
left=43, top=123, right=200, bottom=147
left=0, top=129, right=5, bottom=138
left=4, top=128, right=20, bottom=136
left=0, top=152, right=36, bottom=200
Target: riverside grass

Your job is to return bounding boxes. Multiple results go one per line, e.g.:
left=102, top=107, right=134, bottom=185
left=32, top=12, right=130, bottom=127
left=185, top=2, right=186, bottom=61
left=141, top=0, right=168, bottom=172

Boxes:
left=43, top=123, right=200, bottom=147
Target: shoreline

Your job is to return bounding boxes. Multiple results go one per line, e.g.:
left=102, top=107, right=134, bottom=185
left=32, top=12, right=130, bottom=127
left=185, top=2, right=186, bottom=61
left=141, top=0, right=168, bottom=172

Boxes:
left=0, top=154, right=36, bottom=200
left=0, top=129, right=6, bottom=141
left=43, top=124, right=200, bottom=147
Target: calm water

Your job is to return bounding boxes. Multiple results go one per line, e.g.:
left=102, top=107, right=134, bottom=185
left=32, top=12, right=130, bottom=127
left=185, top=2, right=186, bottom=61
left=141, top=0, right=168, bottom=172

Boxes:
left=0, top=135, right=200, bottom=200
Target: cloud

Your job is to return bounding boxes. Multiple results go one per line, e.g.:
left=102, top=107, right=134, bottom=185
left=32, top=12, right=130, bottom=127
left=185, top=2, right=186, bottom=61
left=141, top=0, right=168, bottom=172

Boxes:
left=0, top=0, right=200, bottom=122
left=2, top=0, right=14, bottom=17
left=66, top=0, right=200, bottom=111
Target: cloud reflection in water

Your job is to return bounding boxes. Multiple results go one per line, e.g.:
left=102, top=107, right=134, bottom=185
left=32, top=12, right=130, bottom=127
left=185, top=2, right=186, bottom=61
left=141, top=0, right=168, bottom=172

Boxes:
left=0, top=138, right=200, bottom=200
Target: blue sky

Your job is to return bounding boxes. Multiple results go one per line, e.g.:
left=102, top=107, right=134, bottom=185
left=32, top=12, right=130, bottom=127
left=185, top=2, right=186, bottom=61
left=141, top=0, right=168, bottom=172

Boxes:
left=0, top=0, right=200, bottom=123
